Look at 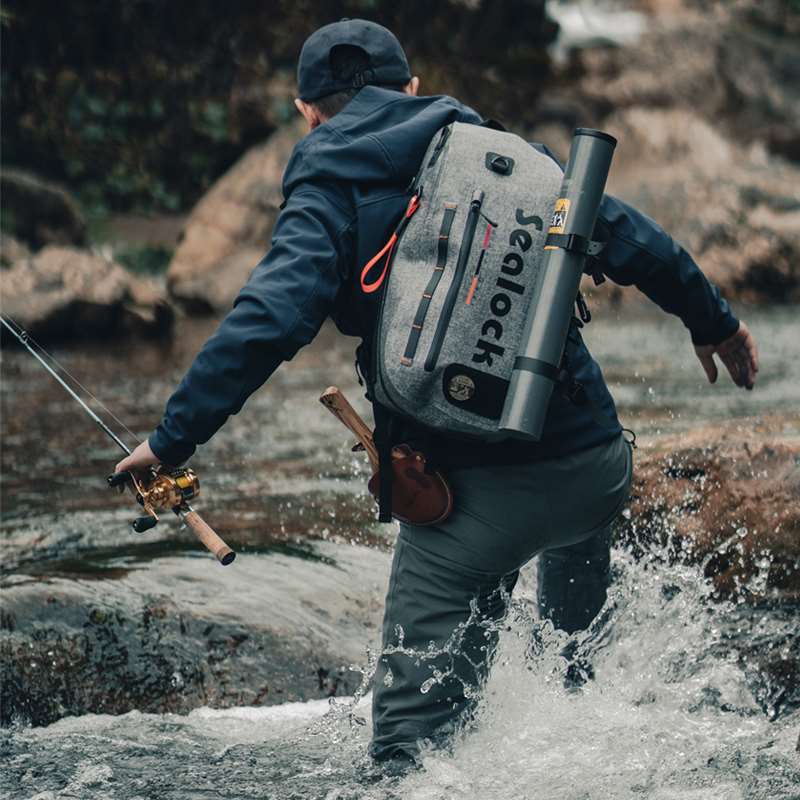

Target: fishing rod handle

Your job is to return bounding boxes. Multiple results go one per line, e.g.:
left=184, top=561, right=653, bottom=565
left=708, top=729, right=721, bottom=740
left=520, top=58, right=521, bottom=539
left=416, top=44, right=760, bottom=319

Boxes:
left=319, top=386, right=380, bottom=470
left=182, top=510, right=236, bottom=565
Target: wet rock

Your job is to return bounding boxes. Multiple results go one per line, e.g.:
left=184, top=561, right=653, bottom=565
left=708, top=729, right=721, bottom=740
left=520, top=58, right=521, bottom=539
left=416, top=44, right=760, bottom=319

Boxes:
left=561, top=3, right=800, bottom=159
left=0, top=533, right=388, bottom=727
left=536, top=1, right=800, bottom=307
left=617, top=423, right=800, bottom=603
left=166, top=122, right=304, bottom=314
left=590, top=107, right=800, bottom=306
left=0, top=168, right=87, bottom=249
left=0, top=246, right=174, bottom=340
left=0, top=232, right=30, bottom=267
left=0, top=585, right=361, bottom=727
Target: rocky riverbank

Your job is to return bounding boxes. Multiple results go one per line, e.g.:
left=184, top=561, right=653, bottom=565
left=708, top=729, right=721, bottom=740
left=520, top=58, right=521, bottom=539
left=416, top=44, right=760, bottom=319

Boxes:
left=620, top=420, right=800, bottom=604
left=0, top=246, right=173, bottom=340
left=2, top=1, right=798, bottom=337
left=2, top=417, right=797, bottom=727
left=1, top=304, right=797, bottom=726
left=0, top=541, right=388, bottom=727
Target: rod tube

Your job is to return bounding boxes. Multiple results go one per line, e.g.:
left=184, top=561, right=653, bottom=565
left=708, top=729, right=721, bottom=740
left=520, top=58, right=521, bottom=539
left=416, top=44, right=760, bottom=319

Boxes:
left=499, top=129, right=617, bottom=439
left=0, top=315, right=131, bottom=455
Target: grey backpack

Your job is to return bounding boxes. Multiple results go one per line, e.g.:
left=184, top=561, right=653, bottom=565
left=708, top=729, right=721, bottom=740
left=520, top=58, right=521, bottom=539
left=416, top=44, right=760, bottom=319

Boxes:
left=368, top=121, right=564, bottom=440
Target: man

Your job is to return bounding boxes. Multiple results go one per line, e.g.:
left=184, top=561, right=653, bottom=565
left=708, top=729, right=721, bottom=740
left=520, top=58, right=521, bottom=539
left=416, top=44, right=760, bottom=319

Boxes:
left=116, top=19, right=759, bottom=765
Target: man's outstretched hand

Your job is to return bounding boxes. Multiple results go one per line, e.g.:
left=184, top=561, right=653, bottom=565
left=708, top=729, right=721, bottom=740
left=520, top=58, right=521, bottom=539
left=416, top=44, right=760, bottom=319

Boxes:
left=115, top=439, right=161, bottom=475
left=694, top=321, right=759, bottom=390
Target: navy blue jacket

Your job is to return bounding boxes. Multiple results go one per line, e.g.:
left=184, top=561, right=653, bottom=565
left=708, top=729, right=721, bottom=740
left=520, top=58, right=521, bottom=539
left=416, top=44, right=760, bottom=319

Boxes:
left=149, top=87, right=739, bottom=467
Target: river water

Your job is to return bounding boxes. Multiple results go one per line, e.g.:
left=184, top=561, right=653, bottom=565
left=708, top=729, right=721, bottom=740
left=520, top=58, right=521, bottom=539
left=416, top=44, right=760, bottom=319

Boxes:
left=1, top=304, right=799, bottom=798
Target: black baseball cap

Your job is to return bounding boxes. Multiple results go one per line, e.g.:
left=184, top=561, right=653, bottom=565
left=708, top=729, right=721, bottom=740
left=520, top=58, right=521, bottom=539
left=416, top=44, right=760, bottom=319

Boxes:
left=297, top=19, right=411, bottom=102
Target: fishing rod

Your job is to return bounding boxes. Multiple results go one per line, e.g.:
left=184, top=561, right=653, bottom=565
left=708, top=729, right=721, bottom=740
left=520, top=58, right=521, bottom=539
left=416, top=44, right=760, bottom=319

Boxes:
left=0, top=315, right=235, bottom=565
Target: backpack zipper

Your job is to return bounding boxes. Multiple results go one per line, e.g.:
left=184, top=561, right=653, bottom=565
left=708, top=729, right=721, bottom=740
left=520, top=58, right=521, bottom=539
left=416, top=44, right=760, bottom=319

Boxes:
left=424, top=189, right=484, bottom=372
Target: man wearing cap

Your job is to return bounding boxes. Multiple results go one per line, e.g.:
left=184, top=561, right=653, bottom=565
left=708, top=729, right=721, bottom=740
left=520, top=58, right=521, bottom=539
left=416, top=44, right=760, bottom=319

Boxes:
left=116, top=19, right=759, bottom=765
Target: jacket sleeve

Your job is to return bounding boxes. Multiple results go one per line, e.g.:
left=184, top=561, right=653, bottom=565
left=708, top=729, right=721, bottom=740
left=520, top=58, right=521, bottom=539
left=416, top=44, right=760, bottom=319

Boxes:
left=148, top=188, right=354, bottom=465
left=532, top=142, right=739, bottom=347
left=594, top=194, right=739, bottom=346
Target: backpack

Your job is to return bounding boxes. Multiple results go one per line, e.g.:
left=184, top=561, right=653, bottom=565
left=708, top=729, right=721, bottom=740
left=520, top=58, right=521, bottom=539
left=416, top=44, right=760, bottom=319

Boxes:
left=361, top=121, right=566, bottom=441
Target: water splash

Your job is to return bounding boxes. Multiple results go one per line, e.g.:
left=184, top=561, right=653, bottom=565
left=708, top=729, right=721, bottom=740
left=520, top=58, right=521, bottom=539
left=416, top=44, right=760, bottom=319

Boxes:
left=2, top=546, right=798, bottom=799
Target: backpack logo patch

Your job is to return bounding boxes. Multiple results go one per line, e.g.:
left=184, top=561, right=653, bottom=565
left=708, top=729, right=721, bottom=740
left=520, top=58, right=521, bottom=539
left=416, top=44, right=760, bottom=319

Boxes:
left=447, top=374, right=476, bottom=402
left=471, top=208, right=542, bottom=370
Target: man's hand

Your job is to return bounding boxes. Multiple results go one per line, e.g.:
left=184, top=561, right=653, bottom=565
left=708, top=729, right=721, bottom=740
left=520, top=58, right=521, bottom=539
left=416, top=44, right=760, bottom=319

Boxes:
left=115, top=439, right=161, bottom=475
left=694, top=321, right=759, bottom=390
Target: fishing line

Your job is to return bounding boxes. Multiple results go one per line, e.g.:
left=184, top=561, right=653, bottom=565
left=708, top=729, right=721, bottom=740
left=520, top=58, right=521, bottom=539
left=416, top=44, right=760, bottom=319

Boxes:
left=0, top=314, right=140, bottom=453
left=1, top=313, right=237, bottom=564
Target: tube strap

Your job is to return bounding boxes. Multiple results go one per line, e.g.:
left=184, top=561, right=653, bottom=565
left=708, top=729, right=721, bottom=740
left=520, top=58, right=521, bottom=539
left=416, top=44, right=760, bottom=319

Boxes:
left=544, top=233, right=606, bottom=256
left=512, top=356, right=560, bottom=381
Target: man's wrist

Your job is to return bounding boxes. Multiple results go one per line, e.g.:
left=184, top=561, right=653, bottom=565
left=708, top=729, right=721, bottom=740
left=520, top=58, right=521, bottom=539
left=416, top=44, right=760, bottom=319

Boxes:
left=148, top=427, right=196, bottom=467
left=690, top=313, right=740, bottom=347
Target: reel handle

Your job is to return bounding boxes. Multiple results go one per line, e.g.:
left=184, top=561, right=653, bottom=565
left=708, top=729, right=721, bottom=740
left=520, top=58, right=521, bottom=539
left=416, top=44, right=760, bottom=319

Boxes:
left=107, top=471, right=131, bottom=488
left=132, top=515, right=158, bottom=533
left=181, top=510, right=236, bottom=566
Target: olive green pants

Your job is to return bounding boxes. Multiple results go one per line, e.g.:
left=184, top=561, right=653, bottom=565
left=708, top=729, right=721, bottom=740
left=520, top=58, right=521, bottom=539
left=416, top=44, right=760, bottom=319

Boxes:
left=371, top=433, right=633, bottom=761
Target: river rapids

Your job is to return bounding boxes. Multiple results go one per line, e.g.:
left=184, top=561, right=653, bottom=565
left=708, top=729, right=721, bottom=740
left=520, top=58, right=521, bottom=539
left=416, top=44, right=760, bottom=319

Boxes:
left=1, top=306, right=798, bottom=798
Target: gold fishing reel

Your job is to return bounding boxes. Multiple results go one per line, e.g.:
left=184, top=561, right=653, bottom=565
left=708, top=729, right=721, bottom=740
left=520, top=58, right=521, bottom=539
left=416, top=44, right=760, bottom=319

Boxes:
left=0, top=313, right=235, bottom=564
left=107, top=466, right=235, bottom=565
left=107, top=466, right=200, bottom=532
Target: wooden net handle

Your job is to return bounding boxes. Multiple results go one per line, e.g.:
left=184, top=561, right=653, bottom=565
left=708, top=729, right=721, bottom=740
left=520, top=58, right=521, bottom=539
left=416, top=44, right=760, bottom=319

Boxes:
left=319, top=386, right=379, bottom=470
left=182, top=510, right=236, bottom=565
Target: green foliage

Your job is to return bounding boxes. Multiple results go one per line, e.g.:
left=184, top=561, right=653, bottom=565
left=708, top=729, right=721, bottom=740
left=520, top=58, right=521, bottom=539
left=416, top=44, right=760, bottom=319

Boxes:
left=1, top=0, right=555, bottom=215
left=1, top=208, right=17, bottom=236
left=114, top=245, right=174, bottom=275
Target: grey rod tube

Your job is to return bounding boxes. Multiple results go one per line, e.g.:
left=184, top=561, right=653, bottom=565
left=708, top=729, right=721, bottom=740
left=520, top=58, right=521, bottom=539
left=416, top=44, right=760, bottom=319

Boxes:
left=499, top=128, right=616, bottom=439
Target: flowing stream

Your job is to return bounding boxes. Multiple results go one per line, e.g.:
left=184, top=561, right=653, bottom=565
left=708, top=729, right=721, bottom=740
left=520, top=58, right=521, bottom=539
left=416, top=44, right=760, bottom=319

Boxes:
left=1, top=304, right=798, bottom=799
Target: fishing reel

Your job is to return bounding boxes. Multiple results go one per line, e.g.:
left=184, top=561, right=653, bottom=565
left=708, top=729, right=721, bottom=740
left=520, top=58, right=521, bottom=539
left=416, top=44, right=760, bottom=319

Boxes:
left=0, top=313, right=234, bottom=565
left=107, top=466, right=200, bottom=532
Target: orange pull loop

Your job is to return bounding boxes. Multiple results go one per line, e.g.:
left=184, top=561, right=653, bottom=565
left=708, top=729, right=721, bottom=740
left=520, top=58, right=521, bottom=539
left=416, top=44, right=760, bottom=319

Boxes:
left=361, top=234, right=397, bottom=294
left=360, top=193, right=421, bottom=294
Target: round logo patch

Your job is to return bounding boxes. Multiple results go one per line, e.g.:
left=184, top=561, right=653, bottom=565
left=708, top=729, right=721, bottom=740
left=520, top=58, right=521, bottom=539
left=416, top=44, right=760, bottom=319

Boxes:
left=447, top=374, right=476, bottom=402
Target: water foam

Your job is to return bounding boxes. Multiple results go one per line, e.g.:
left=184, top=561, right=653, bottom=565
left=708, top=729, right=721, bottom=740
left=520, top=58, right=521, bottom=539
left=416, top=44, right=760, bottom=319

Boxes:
left=4, top=548, right=798, bottom=800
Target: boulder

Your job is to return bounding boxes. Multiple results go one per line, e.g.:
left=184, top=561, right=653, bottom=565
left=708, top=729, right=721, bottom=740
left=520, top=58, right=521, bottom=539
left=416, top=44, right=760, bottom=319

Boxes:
left=0, top=232, right=30, bottom=267
left=167, top=122, right=304, bottom=313
left=0, top=168, right=87, bottom=249
left=617, top=421, right=800, bottom=604
left=0, top=246, right=174, bottom=340
left=534, top=1, right=800, bottom=308
left=591, top=107, right=800, bottom=306
left=0, top=585, right=364, bottom=727
left=560, top=3, right=800, bottom=159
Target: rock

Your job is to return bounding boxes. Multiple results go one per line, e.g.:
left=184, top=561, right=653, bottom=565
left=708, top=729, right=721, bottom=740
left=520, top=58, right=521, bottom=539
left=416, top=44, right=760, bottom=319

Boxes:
left=167, top=122, right=304, bottom=313
left=562, top=3, right=800, bottom=159
left=0, top=246, right=174, bottom=340
left=0, top=232, right=30, bottom=267
left=0, top=534, right=388, bottom=727
left=617, top=420, right=800, bottom=716
left=616, top=421, right=800, bottom=603
left=0, top=168, right=87, bottom=249
left=0, top=585, right=364, bottom=727
left=532, top=1, right=800, bottom=308
left=589, top=107, right=800, bottom=305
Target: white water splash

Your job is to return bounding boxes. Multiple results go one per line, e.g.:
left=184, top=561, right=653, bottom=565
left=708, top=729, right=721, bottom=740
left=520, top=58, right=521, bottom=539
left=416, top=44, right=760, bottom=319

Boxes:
left=3, top=548, right=798, bottom=800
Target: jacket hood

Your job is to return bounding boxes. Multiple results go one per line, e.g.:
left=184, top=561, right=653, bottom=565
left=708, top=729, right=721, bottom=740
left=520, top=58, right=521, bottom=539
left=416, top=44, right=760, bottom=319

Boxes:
left=282, top=86, right=483, bottom=198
